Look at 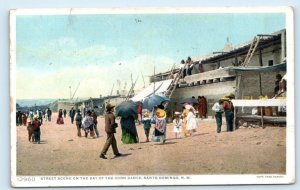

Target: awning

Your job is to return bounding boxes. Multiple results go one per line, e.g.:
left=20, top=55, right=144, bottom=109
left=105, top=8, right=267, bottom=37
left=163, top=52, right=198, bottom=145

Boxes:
left=229, top=63, right=286, bottom=72
left=131, top=79, right=173, bottom=102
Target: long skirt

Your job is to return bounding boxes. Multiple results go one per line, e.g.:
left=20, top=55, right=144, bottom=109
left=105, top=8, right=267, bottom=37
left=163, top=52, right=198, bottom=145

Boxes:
left=151, top=128, right=166, bottom=142
left=56, top=117, right=64, bottom=124
left=121, top=129, right=138, bottom=144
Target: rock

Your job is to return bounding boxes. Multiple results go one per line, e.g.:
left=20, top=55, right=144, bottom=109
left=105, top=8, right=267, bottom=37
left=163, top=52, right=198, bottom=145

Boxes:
left=243, top=122, right=248, bottom=127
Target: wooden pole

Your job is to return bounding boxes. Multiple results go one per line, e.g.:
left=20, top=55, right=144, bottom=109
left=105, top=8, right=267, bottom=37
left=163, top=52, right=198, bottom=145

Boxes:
left=261, top=106, right=265, bottom=128
left=234, top=107, right=237, bottom=130
left=153, top=66, right=156, bottom=95
left=259, top=49, right=263, bottom=95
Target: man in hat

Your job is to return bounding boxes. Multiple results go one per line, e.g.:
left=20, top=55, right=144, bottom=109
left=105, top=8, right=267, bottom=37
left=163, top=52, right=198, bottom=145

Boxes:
left=223, top=94, right=235, bottom=132
left=100, top=103, right=122, bottom=159
left=75, top=109, right=83, bottom=137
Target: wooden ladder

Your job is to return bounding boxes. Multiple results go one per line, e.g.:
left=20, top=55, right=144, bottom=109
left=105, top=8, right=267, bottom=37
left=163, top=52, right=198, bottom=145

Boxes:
left=165, top=61, right=188, bottom=99
left=241, top=36, right=261, bottom=66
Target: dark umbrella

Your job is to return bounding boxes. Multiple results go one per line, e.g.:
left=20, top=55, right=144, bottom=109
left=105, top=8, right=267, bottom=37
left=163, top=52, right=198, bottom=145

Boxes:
left=115, top=100, right=138, bottom=118
left=143, top=95, right=171, bottom=110
left=180, top=97, right=198, bottom=104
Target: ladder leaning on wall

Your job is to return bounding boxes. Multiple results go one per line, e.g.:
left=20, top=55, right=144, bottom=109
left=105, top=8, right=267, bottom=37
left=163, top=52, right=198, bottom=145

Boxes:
left=241, top=36, right=261, bottom=66
left=165, top=61, right=189, bottom=99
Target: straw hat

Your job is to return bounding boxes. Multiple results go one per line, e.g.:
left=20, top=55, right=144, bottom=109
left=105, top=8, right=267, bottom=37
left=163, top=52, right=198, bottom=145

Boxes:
left=33, top=115, right=38, bottom=120
left=157, top=104, right=165, bottom=110
left=156, top=108, right=166, bottom=119
left=174, top=112, right=181, bottom=115
left=228, top=93, right=235, bottom=99
left=106, top=103, right=115, bottom=111
left=143, top=112, right=149, bottom=118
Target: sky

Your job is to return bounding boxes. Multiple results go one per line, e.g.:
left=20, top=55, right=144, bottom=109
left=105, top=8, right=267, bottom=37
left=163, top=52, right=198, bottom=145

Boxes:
left=15, top=12, right=285, bottom=99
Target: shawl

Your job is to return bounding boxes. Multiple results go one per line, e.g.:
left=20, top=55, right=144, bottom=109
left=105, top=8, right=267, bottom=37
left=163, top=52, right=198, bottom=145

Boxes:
left=155, top=118, right=166, bottom=133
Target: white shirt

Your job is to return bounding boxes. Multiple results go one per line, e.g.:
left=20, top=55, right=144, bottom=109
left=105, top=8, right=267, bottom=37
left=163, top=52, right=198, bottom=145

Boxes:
left=212, top=102, right=224, bottom=112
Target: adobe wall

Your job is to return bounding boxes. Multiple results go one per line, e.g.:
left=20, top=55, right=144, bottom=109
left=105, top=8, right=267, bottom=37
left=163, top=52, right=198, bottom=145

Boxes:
left=56, top=102, right=76, bottom=112
left=237, top=71, right=286, bottom=99
left=169, top=80, right=236, bottom=116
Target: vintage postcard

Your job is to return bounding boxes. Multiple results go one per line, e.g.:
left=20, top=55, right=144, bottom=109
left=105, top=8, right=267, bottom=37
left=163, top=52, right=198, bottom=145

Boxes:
left=10, top=7, right=294, bottom=187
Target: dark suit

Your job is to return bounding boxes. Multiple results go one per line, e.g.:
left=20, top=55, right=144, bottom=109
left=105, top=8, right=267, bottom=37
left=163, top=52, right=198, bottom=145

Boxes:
left=101, top=112, right=119, bottom=155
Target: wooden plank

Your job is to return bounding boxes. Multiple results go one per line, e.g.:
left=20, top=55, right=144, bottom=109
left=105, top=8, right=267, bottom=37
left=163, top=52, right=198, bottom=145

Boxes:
left=231, top=99, right=286, bottom=107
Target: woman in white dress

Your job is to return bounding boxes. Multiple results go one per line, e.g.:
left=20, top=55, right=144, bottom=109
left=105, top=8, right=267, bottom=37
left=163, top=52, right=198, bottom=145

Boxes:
left=173, top=112, right=182, bottom=138
left=185, top=104, right=198, bottom=136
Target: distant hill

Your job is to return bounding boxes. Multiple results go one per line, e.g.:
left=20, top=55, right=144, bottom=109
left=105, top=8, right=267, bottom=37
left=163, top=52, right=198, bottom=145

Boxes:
left=16, top=99, right=57, bottom=107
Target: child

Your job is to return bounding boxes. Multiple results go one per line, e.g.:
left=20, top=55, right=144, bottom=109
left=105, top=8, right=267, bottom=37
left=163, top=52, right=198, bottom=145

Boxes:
left=142, top=112, right=151, bottom=142
left=173, top=112, right=182, bottom=138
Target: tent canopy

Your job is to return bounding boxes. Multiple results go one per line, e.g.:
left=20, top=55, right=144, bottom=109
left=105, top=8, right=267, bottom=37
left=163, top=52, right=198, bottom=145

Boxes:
left=131, top=79, right=172, bottom=102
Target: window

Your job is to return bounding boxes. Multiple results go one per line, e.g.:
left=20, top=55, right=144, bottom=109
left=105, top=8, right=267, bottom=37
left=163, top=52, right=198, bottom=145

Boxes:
left=268, top=60, right=274, bottom=66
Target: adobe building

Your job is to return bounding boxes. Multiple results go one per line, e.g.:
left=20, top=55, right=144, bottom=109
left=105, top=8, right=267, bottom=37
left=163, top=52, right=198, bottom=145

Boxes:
left=137, top=29, right=287, bottom=118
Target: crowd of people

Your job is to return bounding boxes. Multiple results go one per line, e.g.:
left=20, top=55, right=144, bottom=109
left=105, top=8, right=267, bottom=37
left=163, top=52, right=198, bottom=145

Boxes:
left=16, top=108, right=52, bottom=144
left=16, top=108, right=52, bottom=126
left=17, top=90, right=269, bottom=160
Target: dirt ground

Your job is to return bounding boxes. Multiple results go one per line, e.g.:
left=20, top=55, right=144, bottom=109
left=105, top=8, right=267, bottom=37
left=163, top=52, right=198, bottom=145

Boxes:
left=16, top=113, right=286, bottom=176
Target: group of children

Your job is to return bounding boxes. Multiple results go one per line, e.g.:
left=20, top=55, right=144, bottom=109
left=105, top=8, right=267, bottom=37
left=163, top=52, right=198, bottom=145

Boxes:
left=140, top=104, right=199, bottom=141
